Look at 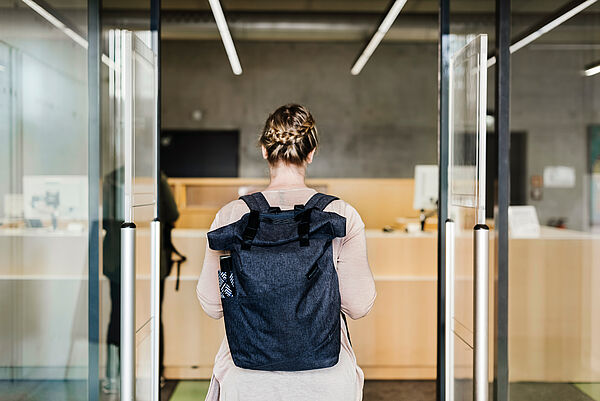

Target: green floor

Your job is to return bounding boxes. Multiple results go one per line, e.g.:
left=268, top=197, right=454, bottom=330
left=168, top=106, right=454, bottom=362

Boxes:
left=575, top=383, right=600, bottom=400
left=0, top=379, right=596, bottom=401
left=170, top=380, right=210, bottom=400
left=165, top=380, right=600, bottom=401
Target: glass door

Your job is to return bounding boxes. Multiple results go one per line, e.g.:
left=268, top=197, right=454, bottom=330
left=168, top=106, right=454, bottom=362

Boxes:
left=0, top=1, right=91, bottom=399
left=104, top=29, right=159, bottom=401
left=445, top=34, right=489, bottom=401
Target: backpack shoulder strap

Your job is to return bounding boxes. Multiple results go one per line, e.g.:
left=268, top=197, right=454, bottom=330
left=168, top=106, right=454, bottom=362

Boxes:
left=239, top=192, right=271, bottom=212
left=304, top=193, right=339, bottom=211
left=238, top=192, right=269, bottom=250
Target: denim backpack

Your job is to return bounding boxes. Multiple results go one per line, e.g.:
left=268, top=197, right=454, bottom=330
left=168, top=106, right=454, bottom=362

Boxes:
left=207, top=192, right=347, bottom=371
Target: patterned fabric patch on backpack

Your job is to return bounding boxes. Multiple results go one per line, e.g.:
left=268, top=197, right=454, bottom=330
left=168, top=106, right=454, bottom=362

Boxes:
left=218, top=271, right=235, bottom=298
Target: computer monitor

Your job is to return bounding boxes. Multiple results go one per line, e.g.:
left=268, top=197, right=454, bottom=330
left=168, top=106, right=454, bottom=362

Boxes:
left=23, top=175, right=88, bottom=220
left=413, top=165, right=438, bottom=211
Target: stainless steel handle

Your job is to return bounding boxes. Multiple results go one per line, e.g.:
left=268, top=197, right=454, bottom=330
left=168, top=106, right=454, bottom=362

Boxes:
left=473, top=224, right=489, bottom=401
left=121, top=223, right=136, bottom=401
left=445, top=219, right=455, bottom=401
left=150, top=219, right=161, bottom=401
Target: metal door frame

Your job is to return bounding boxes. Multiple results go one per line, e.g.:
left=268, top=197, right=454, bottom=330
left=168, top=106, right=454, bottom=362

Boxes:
left=437, top=1, right=511, bottom=401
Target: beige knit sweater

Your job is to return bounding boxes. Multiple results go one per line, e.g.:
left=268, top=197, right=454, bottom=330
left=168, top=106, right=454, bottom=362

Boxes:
left=196, top=188, right=376, bottom=401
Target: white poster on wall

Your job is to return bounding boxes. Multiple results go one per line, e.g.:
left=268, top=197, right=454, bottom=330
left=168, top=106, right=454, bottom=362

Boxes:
left=543, top=166, right=576, bottom=188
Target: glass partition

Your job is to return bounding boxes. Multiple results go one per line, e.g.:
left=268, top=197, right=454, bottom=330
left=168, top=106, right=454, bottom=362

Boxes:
left=101, top=28, right=158, bottom=399
left=447, top=34, right=489, bottom=401
left=158, top=3, right=442, bottom=396
left=508, top=2, right=600, bottom=400
left=0, top=0, right=90, bottom=399
left=131, top=32, right=158, bottom=401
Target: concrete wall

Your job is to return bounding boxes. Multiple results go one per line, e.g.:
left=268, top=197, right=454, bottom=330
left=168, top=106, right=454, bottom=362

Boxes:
left=511, top=47, right=600, bottom=229
left=161, top=40, right=600, bottom=230
left=161, top=40, right=439, bottom=178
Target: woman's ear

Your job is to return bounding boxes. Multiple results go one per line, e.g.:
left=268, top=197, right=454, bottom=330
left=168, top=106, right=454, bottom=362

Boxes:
left=306, top=148, right=316, bottom=164
left=261, top=145, right=268, bottom=160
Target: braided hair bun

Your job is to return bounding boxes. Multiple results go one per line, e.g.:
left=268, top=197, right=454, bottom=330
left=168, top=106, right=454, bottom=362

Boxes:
left=259, top=104, right=319, bottom=166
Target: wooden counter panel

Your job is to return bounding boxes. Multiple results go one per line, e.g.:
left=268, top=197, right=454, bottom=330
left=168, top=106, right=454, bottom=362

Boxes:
left=366, top=234, right=437, bottom=277
left=162, top=278, right=225, bottom=374
left=167, top=230, right=436, bottom=279
left=162, top=278, right=437, bottom=380
left=155, top=226, right=600, bottom=382
left=348, top=280, right=437, bottom=377
left=508, top=237, right=600, bottom=382
left=169, top=178, right=418, bottom=230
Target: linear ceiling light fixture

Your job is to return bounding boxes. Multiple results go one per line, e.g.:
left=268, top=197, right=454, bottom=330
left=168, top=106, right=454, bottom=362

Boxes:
left=351, top=0, right=408, bottom=75
left=584, top=61, right=600, bottom=76
left=488, top=0, right=598, bottom=67
left=22, top=0, right=88, bottom=48
left=207, top=0, right=242, bottom=75
left=21, top=0, right=114, bottom=68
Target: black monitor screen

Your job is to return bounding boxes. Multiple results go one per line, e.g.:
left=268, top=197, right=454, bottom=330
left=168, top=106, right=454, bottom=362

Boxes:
left=160, top=130, right=239, bottom=177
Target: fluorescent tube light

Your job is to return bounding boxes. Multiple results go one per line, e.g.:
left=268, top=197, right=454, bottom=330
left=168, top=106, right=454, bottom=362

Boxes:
left=488, top=0, right=598, bottom=67
left=208, top=0, right=242, bottom=75
left=584, top=61, right=600, bottom=77
left=21, top=0, right=116, bottom=69
left=510, top=0, right=597, bottom=54
left=351, top=0, right=408, bottom=75
left=21, top=0, right=88, bottom=49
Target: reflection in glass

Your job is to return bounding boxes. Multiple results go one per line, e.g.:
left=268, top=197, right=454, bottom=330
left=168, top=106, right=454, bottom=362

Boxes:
left=447, top=34, right=488, bottom=401
left=0, top=0, right=89, bottom=399
left=100, top=28, right=160, bottom=399
left=508, top=3, right=600, bottom=400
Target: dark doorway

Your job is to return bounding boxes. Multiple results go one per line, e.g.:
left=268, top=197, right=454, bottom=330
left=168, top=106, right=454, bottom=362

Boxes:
left=486, top=131, right=527, bottom=218
left=160, top=130, right=240, bottom=177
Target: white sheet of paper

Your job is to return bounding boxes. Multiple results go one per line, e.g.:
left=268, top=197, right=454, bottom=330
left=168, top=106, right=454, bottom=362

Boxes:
left=543, top=166, right=576, bottom=188
left=509, top=205, right=541, bottom=238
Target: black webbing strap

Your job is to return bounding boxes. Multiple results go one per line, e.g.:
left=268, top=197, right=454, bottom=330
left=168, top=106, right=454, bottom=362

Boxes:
left=239, top=192, right=271, bottom=212
left=342, top=312, right=352, bottom=347
left=173, top=246, right=187, bottom=291
left=304, top=193, right=339, bottom=211
left=241, top=210, right=260, bottom=250
left=298, top=208, right=312, bottom=247
left=239, top=193, right=270, bottom=251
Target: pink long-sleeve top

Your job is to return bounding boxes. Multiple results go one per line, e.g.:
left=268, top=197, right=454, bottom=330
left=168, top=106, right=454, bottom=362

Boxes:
left=196, top=188, right=376, bottom=401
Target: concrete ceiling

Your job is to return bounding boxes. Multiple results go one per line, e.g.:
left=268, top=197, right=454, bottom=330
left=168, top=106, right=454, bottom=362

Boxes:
left=0, top=0, right=585, bottom=13
left=1, top=0, right=599, bottom=44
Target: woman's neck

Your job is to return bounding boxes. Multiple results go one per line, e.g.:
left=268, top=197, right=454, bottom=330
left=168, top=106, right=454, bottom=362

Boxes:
left=265, top=163, right=308, bottom=191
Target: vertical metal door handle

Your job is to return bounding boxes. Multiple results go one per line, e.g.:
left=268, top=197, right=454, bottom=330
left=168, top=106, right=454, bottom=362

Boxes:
left=121, top=223, right=136, bottom=401
left=445, top=219, right=455, bottom=401
left=473, top=224, right=489, bottom=401
left=150, top=219, right=161, bottom=401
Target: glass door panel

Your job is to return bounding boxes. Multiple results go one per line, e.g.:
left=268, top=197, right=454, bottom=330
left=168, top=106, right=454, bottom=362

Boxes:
left=0, top=1, right=90, bottom=399
left=131, top=32, right=157, bottom=401
left=446, top=34, right=488, bottom=401
left=105, top=29, right=158, bottom=401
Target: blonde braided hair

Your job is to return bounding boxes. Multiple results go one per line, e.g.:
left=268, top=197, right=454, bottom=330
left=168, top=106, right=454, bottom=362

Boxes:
left=259, top=104, right=319, bottom=166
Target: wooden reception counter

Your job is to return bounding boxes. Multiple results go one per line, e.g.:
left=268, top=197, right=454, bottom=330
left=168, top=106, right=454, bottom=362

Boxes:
left=161, top=228, right=438, bottom=380
left=160, top=227, right=600, bottom=383
left=161, top=178, right=438, bottom=379
left=156, top=178, right=600, bottom=382
left=4, top=178, right=598, bottom=381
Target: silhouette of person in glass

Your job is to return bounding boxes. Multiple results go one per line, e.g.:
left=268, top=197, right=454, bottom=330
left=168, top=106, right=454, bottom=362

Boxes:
left=102, top=170, right=180, bottom=393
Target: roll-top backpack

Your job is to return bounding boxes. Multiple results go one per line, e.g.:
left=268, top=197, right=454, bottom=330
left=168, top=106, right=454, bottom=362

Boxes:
left=207, top=192, right=347, bottom=371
